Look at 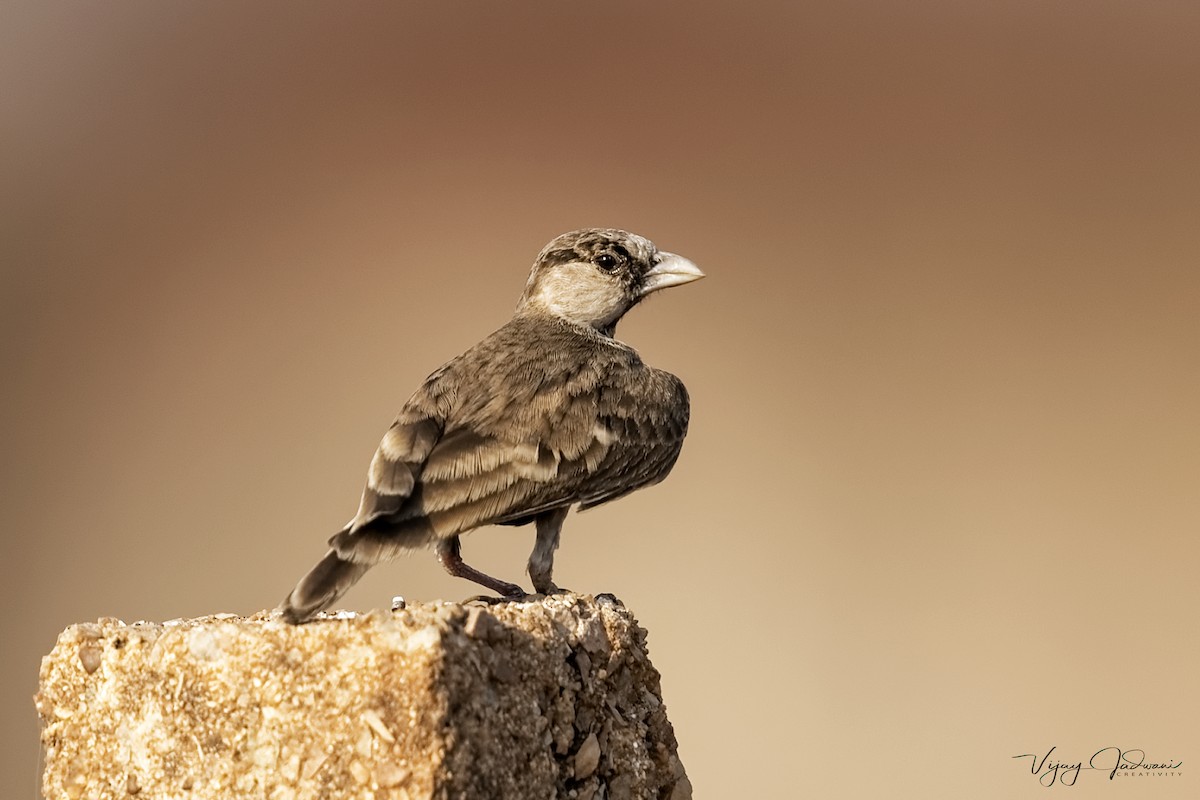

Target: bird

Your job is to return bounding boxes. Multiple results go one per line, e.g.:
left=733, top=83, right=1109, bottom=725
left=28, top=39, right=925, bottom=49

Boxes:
left=279, top=228, right=704, bottom=624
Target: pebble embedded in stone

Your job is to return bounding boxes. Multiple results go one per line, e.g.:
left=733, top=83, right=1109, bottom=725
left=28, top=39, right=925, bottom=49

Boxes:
left=574, top=651, right=592, bottom=680
left=464, top=606, right=499, bottom=641
left=348, top=759, right=370, bottom=785
left=573, top=732, right=601, bottom=779
left=375, top=761, right=411, bottom=788
left=362, top=708, right=395, bottom=743
left=78, top=646, right=102, bottom=675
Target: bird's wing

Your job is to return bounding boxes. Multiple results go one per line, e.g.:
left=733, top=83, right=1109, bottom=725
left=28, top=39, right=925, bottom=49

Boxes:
left=341, top=360, right=453, bottom=537
left=414, top=426, right=571, bottom=531
left=574, top=368, right=691, bottom=510
left=337, top=363, right=589, bottom=542
left=343, top=354, right=689, bottom=544
left=346, top=414, right=442, bottom=533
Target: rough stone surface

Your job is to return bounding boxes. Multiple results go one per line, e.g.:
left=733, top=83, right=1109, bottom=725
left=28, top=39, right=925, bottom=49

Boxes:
left=36, top=594, right=689, bottom=800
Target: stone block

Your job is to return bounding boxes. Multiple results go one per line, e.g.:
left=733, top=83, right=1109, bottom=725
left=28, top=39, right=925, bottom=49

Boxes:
left=36, top=594, right=690, bottom=800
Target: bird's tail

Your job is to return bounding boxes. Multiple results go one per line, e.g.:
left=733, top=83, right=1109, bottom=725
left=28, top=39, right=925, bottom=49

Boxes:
left=279, top=549, right=370, bottom=624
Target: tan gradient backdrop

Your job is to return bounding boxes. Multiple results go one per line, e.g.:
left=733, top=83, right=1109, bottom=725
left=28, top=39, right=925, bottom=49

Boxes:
left=3, top=2, right=1198, bottom=797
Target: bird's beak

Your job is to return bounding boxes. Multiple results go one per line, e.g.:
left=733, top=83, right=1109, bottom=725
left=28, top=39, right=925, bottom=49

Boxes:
left=638, top=252, right=705, bottom=298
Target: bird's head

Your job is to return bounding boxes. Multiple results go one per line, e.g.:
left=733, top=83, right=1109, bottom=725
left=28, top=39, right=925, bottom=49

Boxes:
left=516, top=228, right=704, bottom=334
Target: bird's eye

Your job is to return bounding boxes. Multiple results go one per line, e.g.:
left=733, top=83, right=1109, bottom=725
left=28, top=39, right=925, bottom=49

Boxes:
left=595, top=253, right=619, bottom=271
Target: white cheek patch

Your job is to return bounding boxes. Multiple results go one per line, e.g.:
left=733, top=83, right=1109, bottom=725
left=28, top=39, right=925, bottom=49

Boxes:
left=532, top=265, right=626, bottom=328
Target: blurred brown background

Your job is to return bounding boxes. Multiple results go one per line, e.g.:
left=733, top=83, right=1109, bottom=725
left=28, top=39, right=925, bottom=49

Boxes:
left=3, top=1, right=1197, bottom=797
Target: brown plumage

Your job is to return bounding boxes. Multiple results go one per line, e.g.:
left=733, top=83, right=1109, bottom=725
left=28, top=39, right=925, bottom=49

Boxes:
left=280, top=228, right=703, bottom=623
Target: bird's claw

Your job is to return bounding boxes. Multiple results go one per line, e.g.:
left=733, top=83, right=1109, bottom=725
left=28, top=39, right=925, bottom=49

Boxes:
left=464, top=592, right=527, bottom=606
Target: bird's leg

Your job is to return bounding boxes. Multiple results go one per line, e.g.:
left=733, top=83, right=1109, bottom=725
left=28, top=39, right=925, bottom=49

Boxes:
left=528, top=507, right=570, bottom=594
left=436, top=535, right=525, bottom=598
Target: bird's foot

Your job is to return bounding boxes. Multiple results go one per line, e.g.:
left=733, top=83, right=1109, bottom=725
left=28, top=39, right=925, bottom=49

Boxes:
left=463, top=579, right=528, bottom=605
left=464, top=592, right=527, bottom=606
left=531, top=581, right=571, bottom=597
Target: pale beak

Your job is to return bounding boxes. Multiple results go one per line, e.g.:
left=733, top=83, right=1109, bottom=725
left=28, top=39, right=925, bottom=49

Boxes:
left=638, top=252, right=705, bottom=298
